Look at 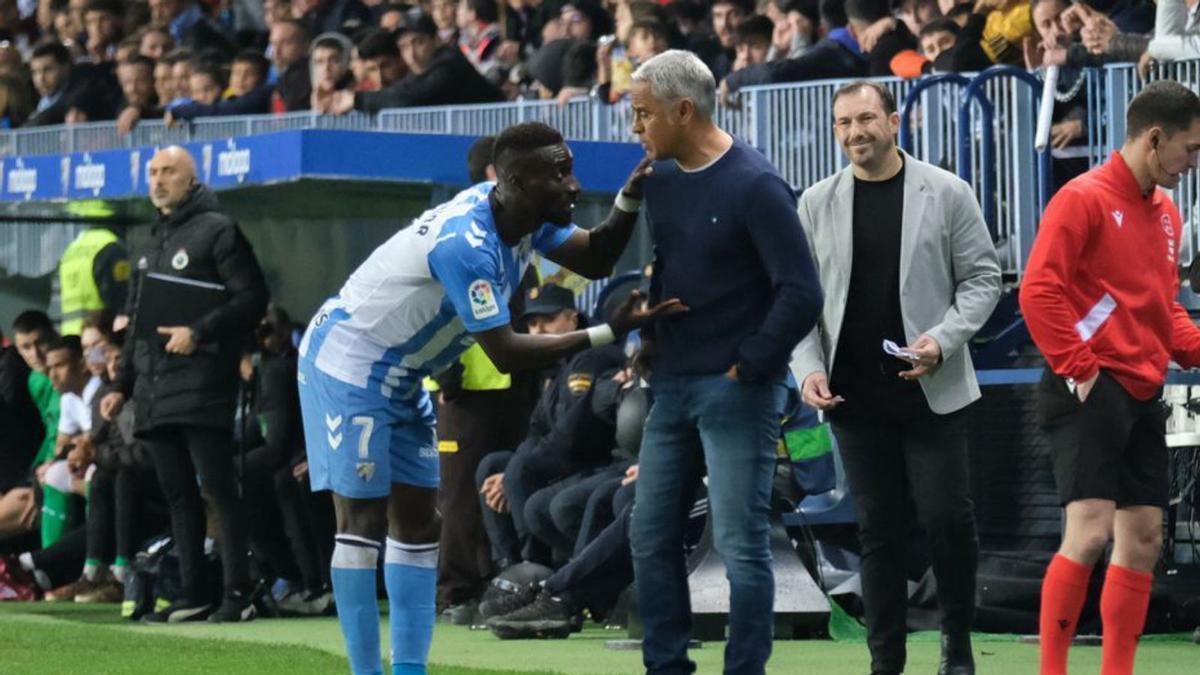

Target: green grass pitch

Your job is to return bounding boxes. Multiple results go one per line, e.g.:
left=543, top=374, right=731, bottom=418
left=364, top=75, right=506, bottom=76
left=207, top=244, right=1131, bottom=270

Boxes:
left=0, top=603, right=1195, bottom=674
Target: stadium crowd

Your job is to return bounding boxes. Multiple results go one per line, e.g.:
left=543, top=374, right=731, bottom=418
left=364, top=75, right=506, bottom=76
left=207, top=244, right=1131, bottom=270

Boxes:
left=0, top=0, right=1191, bottom=132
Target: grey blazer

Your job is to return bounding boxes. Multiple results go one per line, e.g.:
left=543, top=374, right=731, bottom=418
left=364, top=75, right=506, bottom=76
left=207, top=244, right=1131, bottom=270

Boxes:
left=789, top=152, right=1002, bottom=415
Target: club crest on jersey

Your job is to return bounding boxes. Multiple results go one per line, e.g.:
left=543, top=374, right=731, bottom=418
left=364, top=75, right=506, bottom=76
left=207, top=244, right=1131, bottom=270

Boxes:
left=469, top=279, right=500, bottom=320
left=356, top=461, right=376, bottom=482
left=171, top=249, right=189, bottom=270
left=1162, top=214, right=1176, bottom=263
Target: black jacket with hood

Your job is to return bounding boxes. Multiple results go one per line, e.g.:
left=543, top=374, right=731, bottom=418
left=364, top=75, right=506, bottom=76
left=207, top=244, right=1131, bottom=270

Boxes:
left=118, top=185, right=269, bottom=434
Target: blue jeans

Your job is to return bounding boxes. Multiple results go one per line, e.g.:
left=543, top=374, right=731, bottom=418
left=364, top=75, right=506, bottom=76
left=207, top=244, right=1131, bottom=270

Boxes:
left=630, top=373, right=786, bottom=675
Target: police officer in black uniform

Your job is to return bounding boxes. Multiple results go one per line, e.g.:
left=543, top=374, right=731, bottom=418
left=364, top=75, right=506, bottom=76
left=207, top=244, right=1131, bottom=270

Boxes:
left=100, top=146, right=269, bottom=624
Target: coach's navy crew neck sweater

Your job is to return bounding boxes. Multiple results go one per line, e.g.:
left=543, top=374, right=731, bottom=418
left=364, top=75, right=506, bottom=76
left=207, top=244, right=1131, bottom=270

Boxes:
left=644, top=137, right=822, bottom=381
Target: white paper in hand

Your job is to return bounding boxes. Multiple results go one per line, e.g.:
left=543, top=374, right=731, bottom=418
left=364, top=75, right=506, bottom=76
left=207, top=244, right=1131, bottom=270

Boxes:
left=882, top=339, right=920, bottom=362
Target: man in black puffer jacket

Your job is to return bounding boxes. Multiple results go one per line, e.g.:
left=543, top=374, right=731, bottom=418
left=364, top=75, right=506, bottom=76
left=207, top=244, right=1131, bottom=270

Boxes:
left=101, top=146, right=269, bottom=625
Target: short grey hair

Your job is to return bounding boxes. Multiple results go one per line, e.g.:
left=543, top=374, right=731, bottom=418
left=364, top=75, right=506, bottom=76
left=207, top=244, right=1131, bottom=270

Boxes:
left=631, top=50, right=716, bottom=120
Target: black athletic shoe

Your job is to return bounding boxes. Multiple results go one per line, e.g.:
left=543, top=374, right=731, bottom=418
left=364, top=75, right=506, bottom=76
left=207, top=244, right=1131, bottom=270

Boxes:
left=207, top=590, right=257, bottom=623
left=487, top=591, right=573, bottom=639
left=142, top=600, right=214, bottom=624
left=478, top=581, right=538, bottom=621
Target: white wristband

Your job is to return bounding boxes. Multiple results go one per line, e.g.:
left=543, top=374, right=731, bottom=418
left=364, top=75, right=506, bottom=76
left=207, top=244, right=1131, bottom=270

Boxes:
left=614, top=192, right=642, bottom=213
left=586, top=323, right=616, bottom=347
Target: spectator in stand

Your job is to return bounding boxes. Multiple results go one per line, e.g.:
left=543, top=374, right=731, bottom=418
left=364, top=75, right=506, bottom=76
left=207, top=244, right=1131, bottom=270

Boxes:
left=162, top=46, right=195, bottom=108
left=269, top=18, right=313, bottom=111
left=25, top=41, right=78, bottom=126
left=0, top=76, right=32, bottom=128
left=920, top=17, right=961, bottom=62
left=934, top=0, right=1032, bottom=71
left=775, top=0, right=823, bottom=59
left=115, top=36, right=141, bottom=64
left=153, top=54, right=176, bottom=109
left=705, top=0, right=753, bottom=80
left=188, top=59, right=227, bottom=105
left=319, top=14, right=504, bottom=113
left=309, top=32, right=355, bottom=110
left=378, top=3, right=410, bottom=32
left=595, top=20, right=669, bottom=103
left=138, top=26, right=175, bottom=60
left=431, top=0, right=460, bottom=46
left=294, top=0, right=373, bottom=38
left=1024, top=0, right=1090, bottom=191
left=351, top=28, right=406, bottom=91
left=1148, top=0, right=1200, bottom=59
left=550, top=39, right=598, bottom=104
left=721, top=0, right=866, bottom=98
left=82, top=0, right=123, bottom=63
left=228, top=50, right=269, bottom=97
left=525, top=37, right=576, bottom=98
left=732, top=14, right=774, bottom=71
left=115, top=56, right=162, bottom=134
left=846, top=0, right=920, bottom=76
left=148, top=0, right=236, bottom=58
left=457, top=0, right=503, bottom=79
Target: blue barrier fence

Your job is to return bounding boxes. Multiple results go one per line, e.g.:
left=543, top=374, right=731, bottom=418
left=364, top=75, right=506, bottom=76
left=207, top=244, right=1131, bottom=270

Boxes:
left=1, top=59, right=1197, bottom=279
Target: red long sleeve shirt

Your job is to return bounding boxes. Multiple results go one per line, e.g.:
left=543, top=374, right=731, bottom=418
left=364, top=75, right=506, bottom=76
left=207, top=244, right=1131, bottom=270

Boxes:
left=1019, top=152, right=1200, bottom=400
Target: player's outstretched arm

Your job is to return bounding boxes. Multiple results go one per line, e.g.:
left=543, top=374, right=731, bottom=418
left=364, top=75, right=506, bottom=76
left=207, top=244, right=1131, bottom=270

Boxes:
left=473, top=290, right=686, bottom=373
left=544, top=157, right=653, bottom=280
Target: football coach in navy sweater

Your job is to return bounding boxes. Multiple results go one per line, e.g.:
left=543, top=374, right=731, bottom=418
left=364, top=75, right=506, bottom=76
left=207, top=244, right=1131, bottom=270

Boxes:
left=626, top=50, right=823, bottom=675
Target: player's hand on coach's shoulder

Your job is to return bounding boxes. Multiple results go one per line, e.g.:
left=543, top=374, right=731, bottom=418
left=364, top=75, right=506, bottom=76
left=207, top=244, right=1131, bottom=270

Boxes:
left=621, top=157, right=654, bottom=200
left=608, top=290, right=687, bottom=336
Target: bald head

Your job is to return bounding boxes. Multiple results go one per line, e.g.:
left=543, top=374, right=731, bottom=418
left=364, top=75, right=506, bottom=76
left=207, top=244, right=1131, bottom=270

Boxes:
left=148, top=146, right=197, bottom=213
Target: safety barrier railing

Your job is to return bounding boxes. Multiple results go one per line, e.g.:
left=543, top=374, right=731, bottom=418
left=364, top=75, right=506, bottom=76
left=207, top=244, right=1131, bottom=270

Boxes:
left=6, top=59, right=1200, bottom=274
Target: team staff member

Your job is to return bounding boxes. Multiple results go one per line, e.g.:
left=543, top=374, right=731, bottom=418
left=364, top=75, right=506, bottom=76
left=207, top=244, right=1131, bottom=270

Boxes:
left=1020, top=81, right=1200, bottom=675
left=100, top=146, right=269, bottom=624
left=795, top=80, right=1000, bottom=675
left=629, top=50, right=822, bottom=675
left=57, top=225, right=129, bottom=336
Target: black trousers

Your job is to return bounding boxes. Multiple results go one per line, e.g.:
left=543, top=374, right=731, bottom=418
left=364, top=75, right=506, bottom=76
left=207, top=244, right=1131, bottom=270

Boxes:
left=86, top=465, right=167, bottom=566
left=436, top=389, right=529, bottom=606
left=31, top=524, right=87, bottom=587
left=545, top=481, right=636, bottom=617
left=829, top=406, right=978, bottom=674
left=144, top=425, right=250, bottom=602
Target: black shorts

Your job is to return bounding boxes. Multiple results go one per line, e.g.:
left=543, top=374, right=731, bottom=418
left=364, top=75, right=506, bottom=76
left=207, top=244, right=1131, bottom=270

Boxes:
left=1037, top=369, right=1170, bottom=509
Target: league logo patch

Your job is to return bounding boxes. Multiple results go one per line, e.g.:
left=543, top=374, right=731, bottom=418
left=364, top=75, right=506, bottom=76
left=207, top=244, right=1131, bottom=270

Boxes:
left=469, top=279, right=500, bottom=320
left=171, top=249, right=189, bottom=270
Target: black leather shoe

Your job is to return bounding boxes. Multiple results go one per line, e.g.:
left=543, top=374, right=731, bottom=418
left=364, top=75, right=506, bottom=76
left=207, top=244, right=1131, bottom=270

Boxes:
left=938, top=632, right=975, bottom=675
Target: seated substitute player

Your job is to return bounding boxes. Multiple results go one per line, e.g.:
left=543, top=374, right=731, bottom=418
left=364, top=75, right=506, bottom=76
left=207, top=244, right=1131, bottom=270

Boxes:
left=297, top=121, right=681, bottom=675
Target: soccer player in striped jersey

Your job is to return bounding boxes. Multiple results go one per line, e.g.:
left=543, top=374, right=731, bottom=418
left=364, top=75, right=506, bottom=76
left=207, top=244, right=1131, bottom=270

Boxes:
left=297, top=122, right=681, bottom=675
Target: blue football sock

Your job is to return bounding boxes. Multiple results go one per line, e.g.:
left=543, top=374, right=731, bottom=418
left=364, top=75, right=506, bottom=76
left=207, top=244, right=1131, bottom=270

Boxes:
left=331, top=535, right=384, bottom=675
left=384, top=538, right=439, bottom=674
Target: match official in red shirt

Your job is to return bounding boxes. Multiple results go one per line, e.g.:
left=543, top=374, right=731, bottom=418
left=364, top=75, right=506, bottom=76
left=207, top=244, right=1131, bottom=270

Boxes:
left=1020, top=80, right=1200, bottom=675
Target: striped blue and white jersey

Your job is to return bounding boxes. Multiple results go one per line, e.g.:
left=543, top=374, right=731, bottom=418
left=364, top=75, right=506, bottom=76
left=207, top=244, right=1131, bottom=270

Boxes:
left=298, top=182, right=577, bottom=398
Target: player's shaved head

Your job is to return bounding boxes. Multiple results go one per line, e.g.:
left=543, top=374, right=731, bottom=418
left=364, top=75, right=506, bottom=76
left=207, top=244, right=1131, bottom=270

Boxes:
left=148, top=145, right=198, bottom=213
left=492, top=122, right=567, bottom=181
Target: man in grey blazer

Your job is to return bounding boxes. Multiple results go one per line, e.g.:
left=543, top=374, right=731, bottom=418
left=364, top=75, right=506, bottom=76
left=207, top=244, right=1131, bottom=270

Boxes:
left=792, top=81, right=1001, bottom=675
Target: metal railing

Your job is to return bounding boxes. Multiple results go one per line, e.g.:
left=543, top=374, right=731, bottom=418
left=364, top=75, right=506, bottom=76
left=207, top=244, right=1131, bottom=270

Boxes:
left=4, top=59, right=1200, bottom=275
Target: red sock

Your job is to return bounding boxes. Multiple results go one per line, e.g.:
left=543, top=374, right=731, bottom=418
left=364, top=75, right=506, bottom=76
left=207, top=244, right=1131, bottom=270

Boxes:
left=1099, top=564, right=1153, bottom=675
left=1039, top=554, right=1093, bottom=675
